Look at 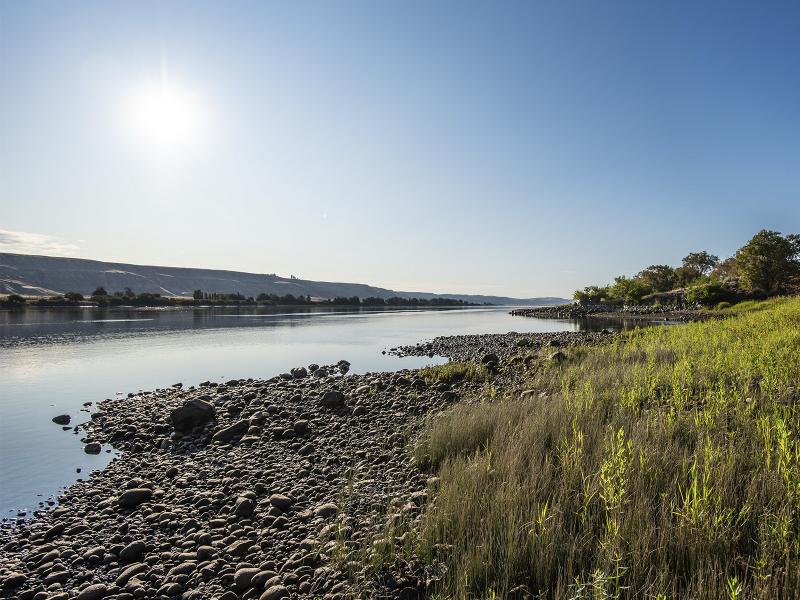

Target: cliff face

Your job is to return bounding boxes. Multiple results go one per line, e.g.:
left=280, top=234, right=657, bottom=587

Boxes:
left=0, top=253, right=568, bottom=305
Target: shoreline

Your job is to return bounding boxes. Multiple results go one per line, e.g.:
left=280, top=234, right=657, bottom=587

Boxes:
left=510, top=304, right=709, bottom=322
left=0, top=329, right=608, bottom=600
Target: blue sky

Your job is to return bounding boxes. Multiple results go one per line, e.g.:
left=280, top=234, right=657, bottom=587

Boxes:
left=1, top=1, right=798, bottom=297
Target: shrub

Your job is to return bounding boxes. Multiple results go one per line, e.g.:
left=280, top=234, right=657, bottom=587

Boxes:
left=685, top=279, right=727, bottom=306
left=715, top=301, right=732, bottom=310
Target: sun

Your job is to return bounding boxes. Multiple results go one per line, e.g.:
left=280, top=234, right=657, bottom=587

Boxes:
left=123, top=84, right=205, bottom=152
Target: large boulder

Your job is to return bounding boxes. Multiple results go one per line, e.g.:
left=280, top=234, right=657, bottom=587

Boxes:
left=170, top=398, right=216, bottom=433
left=52, top=414, right=71, bottom=425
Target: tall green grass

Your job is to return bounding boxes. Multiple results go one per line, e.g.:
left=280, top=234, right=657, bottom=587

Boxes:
left=410, top=297, right=800, bottom=599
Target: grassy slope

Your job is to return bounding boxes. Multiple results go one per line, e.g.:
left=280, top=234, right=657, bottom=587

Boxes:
left=410, top=297, right=800, bottom=599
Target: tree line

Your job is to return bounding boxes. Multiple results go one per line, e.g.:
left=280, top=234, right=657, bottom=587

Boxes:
left=574, top=229, right=800, bottom=306
left=1, top=288, right=484, bottom=308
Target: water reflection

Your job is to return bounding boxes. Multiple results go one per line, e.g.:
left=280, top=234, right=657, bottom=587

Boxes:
left=0, top=306, right=643, bottom=519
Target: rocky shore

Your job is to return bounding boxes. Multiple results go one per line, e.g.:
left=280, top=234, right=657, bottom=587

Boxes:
left=0, top=330, right=610, bottom=600
left=390, top=330, right=611, bottom=363
left=510, top=304, right=706, bottom=321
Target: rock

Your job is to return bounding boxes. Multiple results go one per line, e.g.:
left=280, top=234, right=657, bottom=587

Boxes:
left=76, top=583, right=108, bottom=600
left=52, top=414, right=71, bottom=425
left=119, top=540, right=146, bottom=564
left=115, top=562, right=147, bottom=586
left=319, top=391, right=346, bottom=408
left=291, top=367, right=308, bottom=379
left=212, top=420, right=249, bottom=444
left=233, top=496, right=255, bottom=517
left=314, top=503, right=338, bottom=518
left=269, top=494, right=293, bottom=511
left=481, top=353, right=499, bottom=365
left=260, top=584, right=290, bottom=600
left=84, top=442, right=102, bottom=454
left=550, top=351, right=567, bottom=363
left=2, top=572, right=26, bottom=590
left=234, top=567, right=261, bottom=591
left=118, top=488, right=153, bottom=509
left=170, top=398, right=216, bottom=433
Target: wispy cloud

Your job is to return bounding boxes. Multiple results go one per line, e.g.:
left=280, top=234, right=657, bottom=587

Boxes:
left=0, top=229, right=80, bottom=256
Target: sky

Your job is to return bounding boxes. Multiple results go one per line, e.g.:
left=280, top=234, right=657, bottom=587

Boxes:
left=1, top=1, right=798, bottom=298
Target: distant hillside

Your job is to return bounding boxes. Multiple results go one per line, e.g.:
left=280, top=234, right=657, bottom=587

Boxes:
left=0, top=253, right=568, bottom=306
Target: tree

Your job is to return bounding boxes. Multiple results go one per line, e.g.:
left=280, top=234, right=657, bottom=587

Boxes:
left=636, top=265, right=676, bottom=293
left=734, top=229, right=800, bottom=294
left=92, top=286, right=108, bottom=296
left=609, top=276, right=651, bottom=304
left=6, top=294, right=26, bottom=306
left=573, top=285, right=611, bottom=304
left=682, top=251, right=720, bottom=276
left=193, top=289, right=203, bottom=300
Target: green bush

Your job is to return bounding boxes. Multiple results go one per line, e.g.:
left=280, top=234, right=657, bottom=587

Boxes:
left=685, top=279, right=727, bottom=306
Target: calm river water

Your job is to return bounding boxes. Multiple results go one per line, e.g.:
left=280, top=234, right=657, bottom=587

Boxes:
left=0, top=305, right=630, bottom=520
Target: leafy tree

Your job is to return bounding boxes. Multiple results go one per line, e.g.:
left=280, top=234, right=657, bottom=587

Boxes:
left=712, top=256, right=739, bottom=279
left=734, top=229, right=800, bottom=294
left=6, top=294, right=26, bottom=306
left=64, top=292, right=84, bottom=302
left=682, top=251, right=720, bottom=276
left=673, top=266, right=700, bottom=287
left=193, top=289, right=203, bottom=300
left=685, top=280, right=727, bottom=306
left=92, top=286, right=108, bottom=296
left=636, top=265, right=676, bottom=292
left=609, top=276, right=651, bottom=304
left=573, top=285, right=611, bottom=304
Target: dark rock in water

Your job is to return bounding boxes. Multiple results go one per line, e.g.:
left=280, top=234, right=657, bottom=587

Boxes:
left=319, top=390, right=346, bottom=408
left=84, top=442, right=102, bottom=454
left=170, top=398, right=215, bottom=433
left=212, top=419, right=249, bottom=444
left=52, top=414, right=71, bottom=425
left=118, top=488, right=153, bottom=509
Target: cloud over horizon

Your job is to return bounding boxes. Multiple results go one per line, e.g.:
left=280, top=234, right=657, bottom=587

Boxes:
left=0, top=229, right=81, bottom=257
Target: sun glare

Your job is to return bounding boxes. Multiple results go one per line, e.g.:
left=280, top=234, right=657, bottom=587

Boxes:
left=123, top=84, right=205, bottom=152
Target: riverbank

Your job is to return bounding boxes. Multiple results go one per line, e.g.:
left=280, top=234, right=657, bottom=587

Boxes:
left=390, top=297, right=800, bottom=599
left=510, top=303, right=708, bottom=321
left=0, top=330, right=605, bottom=600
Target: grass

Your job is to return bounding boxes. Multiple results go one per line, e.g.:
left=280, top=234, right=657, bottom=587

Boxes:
left=420, top=362, right=490, bottom=385
left=407, top=296, right=800, bottom=599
